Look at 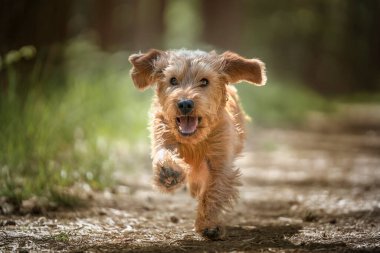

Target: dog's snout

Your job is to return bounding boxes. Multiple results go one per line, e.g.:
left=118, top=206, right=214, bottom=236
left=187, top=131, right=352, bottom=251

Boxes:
left=177, top=99, right=194, bottom=115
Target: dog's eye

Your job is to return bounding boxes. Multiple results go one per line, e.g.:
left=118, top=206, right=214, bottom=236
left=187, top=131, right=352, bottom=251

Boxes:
left=170, top=77, right=178, bottom=86
left=199, top=78, right=209, bottom=87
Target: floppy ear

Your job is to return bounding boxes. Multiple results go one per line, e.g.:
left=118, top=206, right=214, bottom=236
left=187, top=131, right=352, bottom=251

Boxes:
left=221, top=51, right=267, bottom=86
left=129, top=49, right=166, bottom=90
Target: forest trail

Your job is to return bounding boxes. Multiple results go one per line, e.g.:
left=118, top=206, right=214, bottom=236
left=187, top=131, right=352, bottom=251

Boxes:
left=1, top=128, right=380, bottom=252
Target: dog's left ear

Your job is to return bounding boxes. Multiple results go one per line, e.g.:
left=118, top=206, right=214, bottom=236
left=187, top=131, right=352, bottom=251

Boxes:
left=129, top=49, right=166, bottom=90
left=221, top=51, right=267, bottom=86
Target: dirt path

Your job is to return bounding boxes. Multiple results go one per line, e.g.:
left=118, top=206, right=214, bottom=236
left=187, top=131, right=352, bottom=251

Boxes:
left=1, top=128, right=380, bottom=252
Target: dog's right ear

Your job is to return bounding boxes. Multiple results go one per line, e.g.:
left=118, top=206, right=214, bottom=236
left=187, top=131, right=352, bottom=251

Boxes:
left=129, top=49, right=166, bottom=90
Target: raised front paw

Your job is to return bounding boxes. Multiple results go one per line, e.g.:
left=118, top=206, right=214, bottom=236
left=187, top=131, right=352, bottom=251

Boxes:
left=158, top=166, right=184, bottom=190
left=152, top=150, right=189, bottom=192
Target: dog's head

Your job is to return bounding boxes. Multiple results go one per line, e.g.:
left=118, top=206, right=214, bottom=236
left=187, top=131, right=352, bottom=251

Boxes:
left=129, top=49, right=266, bottom=144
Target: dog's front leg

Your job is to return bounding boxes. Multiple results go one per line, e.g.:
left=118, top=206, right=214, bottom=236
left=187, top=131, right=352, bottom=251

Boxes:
left=152, top=148, right=190, bottom=193
left=195, top=159, right=240, bottom=240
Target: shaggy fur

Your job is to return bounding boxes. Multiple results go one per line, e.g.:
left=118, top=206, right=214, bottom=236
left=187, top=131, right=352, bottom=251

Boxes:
left=129, top=49, right=266, bottom=240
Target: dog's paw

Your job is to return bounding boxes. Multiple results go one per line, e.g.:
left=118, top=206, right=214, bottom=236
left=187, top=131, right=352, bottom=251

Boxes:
left=158, top=166, right=184, bottom=189
left=201, top=226, right=225, bottom=241
left=153, top=150, right=189, bottom=192
left=195, top=218, right=226, bottom=240
left=153, top=164, right=186, bottom=192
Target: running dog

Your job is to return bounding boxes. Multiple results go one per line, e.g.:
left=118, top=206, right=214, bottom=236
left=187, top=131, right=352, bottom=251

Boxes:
left=129, top=49, right=266, bottom=240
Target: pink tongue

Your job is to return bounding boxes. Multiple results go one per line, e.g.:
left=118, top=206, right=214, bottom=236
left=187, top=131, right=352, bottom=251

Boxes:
left=179, top=116, right=198, bottom=134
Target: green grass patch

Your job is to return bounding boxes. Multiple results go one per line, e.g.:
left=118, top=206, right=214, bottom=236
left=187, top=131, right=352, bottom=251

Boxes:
left=0, top=38, right=151, bottom=207
left=238, top=79, right=335, bottom=127
left=335, top=92, right=380, bottom=104
left=53, top=232, right=70, bottom=242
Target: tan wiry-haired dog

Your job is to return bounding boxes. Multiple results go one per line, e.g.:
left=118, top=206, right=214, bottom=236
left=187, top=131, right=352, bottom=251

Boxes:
left=129, top=49, right=266, bottom=240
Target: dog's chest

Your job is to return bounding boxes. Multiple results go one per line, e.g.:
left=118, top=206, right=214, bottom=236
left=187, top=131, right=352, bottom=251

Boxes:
left=178, top=142, right=208, bottom=168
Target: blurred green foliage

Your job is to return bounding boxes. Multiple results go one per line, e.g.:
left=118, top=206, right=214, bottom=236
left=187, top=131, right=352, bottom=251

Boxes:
left=0, top=38, right=151, bottom=206
left=239, top=79, right=333, bottom=127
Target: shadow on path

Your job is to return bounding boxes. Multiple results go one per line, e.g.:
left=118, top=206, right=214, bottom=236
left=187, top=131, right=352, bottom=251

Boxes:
left=85, top=224, right=378, bottom=253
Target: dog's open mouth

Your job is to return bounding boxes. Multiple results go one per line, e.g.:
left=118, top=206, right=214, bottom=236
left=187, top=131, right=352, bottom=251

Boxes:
left=176, top=116, right=201, bottom=136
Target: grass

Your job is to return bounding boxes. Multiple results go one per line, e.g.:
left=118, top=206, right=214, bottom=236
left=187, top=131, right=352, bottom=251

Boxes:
left=238, top=79, right=334, bottom=127
left=335, top=92, right=380, bottom=104
left=53, top=232, right=70, bottom=242
left=0, top=39, right=151, bottom=207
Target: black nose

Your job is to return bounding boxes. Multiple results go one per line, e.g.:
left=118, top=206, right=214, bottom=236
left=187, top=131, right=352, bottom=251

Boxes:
left=177, top=99, right=194, bottom=115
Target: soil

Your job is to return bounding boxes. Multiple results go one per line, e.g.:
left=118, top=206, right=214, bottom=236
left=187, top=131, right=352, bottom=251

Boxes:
left=1, top=128, right=380, bottom=252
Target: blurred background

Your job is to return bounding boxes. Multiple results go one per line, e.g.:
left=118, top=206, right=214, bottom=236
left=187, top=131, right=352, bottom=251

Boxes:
left=1, top=0, right=380, bottom=209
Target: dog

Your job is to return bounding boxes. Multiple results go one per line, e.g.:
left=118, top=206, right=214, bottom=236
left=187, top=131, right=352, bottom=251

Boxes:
left=129, top=49, right=266, bottom=240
